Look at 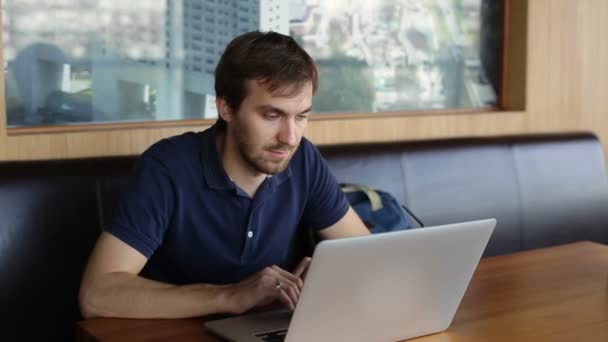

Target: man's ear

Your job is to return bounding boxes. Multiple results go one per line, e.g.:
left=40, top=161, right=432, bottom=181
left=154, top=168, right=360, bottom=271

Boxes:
left=216, top=97, right=234, bottom=123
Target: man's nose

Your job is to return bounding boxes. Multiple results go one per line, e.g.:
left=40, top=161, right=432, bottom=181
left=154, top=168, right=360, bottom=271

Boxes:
left=278, top=119, right=297, bottom=147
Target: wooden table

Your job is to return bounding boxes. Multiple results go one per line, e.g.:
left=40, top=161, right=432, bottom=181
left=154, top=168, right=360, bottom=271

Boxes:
left=77, top=241, right=608, bottom=341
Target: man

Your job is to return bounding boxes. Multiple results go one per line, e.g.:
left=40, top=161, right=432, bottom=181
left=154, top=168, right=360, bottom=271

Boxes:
left=79, top=31, right=369, bottom=319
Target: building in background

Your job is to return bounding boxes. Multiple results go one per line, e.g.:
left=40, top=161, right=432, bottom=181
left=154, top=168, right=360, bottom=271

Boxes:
left=2, top=0, right=289, bottom=125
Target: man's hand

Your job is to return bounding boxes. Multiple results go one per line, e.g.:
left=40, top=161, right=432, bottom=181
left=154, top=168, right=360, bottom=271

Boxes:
left=292, top=256, right=312, bottom=281
left=227, top=258, right=312, bottom=314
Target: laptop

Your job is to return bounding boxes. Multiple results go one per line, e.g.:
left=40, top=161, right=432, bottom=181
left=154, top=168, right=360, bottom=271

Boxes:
left=205, top=218, right=496, bottom=342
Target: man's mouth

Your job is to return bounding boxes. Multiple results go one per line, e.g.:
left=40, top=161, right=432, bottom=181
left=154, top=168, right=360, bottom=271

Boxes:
left=268, top=149, right=290, bottom=158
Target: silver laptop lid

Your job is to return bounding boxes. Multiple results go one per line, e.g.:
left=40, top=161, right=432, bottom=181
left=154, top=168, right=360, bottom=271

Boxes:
left=286, top=219, right=496, bottom=342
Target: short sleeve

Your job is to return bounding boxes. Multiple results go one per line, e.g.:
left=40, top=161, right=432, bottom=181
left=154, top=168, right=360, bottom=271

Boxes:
left=302, top=142, right=349, bottom=230
left=105, top=148, right=176, bottom=258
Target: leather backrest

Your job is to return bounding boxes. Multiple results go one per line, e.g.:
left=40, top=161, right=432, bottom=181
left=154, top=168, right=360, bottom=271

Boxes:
left=512, top=137, right=608, bottom=249
left=321, top=134, right=608, bottom=256
left=0, top=158, right=133, bottom=341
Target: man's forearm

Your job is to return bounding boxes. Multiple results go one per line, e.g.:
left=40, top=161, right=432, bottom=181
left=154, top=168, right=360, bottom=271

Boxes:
left=79, top=272, right=235, bottom=319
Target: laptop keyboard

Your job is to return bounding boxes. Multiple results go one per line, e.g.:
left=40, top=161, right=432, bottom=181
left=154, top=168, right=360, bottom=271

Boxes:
left=254, top=328, right=288, bottom=342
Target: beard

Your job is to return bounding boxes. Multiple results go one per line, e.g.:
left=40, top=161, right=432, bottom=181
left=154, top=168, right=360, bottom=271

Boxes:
left=232, top=123, right=296, bottom=175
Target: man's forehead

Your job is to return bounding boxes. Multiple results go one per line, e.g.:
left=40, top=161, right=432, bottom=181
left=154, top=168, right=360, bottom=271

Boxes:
left=241, top=80, right=311, bottom=114
left=246, top=79, right=313, bottom=99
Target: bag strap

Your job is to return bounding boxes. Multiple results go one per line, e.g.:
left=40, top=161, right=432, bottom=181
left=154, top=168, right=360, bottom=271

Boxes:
left=340, top=184, right=384, bottom=211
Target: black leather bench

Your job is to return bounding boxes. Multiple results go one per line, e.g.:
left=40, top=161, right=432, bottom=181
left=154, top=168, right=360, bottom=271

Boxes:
left=323, top=133, right=608, bottom=256
left=2, top=133, right=607, bottom=340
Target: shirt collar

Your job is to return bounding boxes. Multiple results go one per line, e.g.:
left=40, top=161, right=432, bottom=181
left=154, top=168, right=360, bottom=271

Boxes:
left=201, top=124, right=292, bottom=191
left=201, top=125, right=234, bottom=190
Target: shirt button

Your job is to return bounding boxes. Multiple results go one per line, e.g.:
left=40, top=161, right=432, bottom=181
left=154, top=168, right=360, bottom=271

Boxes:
left=247, top=231, right=253, bottom=238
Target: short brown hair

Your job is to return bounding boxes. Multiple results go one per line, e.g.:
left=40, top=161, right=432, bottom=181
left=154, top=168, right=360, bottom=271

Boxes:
left=214, top=31, right=318, bottom=129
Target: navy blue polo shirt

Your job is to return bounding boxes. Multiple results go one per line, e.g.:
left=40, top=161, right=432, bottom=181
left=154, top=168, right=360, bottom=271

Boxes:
left=106, top=125, right=349, bottom=285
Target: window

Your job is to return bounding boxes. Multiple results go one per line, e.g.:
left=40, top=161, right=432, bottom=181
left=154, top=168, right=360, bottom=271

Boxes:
left=2, top=0, right=503, bottom=128
left=290, top=0, right=503, bottom=113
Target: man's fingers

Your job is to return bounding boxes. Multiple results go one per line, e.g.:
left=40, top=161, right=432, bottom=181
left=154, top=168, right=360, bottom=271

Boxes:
left=293, top=257, right=312, bottom=278
left=272, top=266, right=303, bottom=289
left=277, top=287, right=296, bottom=311
left=282, top=281, right=300, bottom=306
left=267, top=267, right=301, bottom=303
left=273, top=276, right=300, bottom=304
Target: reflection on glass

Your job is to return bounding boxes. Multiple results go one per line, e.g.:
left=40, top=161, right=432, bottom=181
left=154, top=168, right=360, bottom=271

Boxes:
left=294, top=0, right=502, bottom=113
left=2, top=0, right=501, bottom=127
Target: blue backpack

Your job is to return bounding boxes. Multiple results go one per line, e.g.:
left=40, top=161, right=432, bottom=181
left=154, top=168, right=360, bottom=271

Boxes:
left=341, top=184, right=415, bottom=234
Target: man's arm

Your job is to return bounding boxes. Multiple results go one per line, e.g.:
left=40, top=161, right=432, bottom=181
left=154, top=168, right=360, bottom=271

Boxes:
left=79, top=232, right=308, bottom=319
left=79, top=232, right=232, bottom=319
left=317, top=206, right=370, bottom=240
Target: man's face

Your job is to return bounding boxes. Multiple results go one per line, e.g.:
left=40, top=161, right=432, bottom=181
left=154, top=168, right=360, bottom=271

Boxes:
left=223, top=80, right=312, bottom=175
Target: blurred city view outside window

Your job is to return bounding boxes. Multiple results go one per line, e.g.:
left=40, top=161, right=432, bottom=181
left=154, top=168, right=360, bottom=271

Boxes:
left=2, top=0, right=502, bottom=127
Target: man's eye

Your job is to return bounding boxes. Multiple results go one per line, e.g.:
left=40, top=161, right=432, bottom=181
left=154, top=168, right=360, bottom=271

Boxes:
left=264, top=113, right=279, bottom=120
left=296, top=114, right=309, bottom=121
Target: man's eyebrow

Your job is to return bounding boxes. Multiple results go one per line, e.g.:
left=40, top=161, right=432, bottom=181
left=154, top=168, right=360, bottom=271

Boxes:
left=256, top=105, right=312, bottom=116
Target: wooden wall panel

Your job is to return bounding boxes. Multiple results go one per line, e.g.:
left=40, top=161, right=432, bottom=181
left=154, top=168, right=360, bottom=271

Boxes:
left=0, top=0, right=607, bottom=161
left=574, top=0, right=607, bottom=135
